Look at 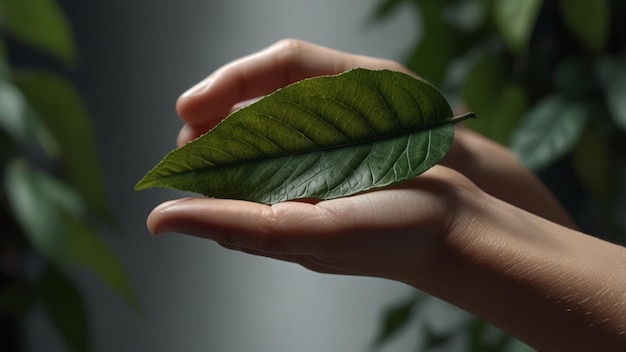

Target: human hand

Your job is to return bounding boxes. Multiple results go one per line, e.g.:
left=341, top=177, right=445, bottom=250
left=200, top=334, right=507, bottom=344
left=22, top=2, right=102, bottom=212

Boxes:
left=175, top=39, right=412, bottom=146
left=173, top=39, right=574, bottom=228
left=148, top=165, right=484, bottom=283
left=147, top=39, right=626, bottom=350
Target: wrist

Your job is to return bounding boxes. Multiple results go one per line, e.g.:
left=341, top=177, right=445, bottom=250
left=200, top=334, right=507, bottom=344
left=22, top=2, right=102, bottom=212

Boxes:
left=415, top=190, right=626, bottom=350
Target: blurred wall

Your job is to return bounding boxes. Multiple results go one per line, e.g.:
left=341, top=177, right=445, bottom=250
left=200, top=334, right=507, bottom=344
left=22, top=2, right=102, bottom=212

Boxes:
left=26, top=1, right=420, bottom=351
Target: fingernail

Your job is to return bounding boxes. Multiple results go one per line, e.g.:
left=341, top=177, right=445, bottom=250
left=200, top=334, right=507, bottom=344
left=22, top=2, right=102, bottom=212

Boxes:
left=147, top=199, right=193, bottom=236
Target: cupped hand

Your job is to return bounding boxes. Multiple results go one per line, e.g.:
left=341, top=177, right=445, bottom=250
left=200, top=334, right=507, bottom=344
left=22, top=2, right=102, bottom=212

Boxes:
left=147, top=39, right=626, bottom=350
left=147, top=165, right=486, bottom=286
left=175, top=39, right=411, bottom=146
left=173, top=38, right=574, bottom=228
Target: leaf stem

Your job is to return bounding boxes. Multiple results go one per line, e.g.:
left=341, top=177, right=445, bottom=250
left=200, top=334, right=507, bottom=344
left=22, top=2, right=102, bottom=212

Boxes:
left=452, top=111, right=477, bottom=124
left=421, top=111, right=476, bottom=131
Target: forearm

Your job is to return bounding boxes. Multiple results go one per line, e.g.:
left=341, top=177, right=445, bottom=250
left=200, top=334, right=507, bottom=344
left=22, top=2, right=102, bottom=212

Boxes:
left=412, top=194, right=626, bottom=351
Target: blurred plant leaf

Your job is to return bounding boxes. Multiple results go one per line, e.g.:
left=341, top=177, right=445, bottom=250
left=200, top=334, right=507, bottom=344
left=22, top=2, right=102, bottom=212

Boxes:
left=63, top=210, right=140, bottom=310
left=493, top=0, right=544, bottom=53
left=40, top=264, right=89, bottom=352
left=462, top=52, right=527, bottom=144
left=5, top=157, right=137, bottom=308
left=557, top=0, right=609, bottom=53
left=370, top=0, right=410, bottom=20
left=596, top=55, right=626, bottom=131
left=5, top=158, right=69, bottom=264
left=469, top=319, right=508, bottom=352
left=405, top=1, right=457, bottom=86
left=0, top=0, right=77, bottom=65
left=423, top=326, right=466, bottom=351
left=0, top=80, right=31, bottom=142
left=14, top=70, right=111, bottom=218
left=136, top=69, right=474, bottom=204
left=0, top=56, right=10, bottom=80
left=374, top=295, right=419, bottom=346
left=421, top=296, right=472, bottom=339
left=510, top=95, right=589, bottom=172
left=446, top=0, right=489, bottom=32
left=505, top=338, right=535, bottom=352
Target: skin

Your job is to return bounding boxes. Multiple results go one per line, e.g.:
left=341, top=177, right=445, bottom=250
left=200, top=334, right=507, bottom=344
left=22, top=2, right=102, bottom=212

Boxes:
left=147, top=39, right=626, bottom=351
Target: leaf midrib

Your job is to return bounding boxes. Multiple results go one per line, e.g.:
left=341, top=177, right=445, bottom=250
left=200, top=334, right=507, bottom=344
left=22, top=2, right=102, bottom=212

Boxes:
left=159, top=112, right=474, bottom=179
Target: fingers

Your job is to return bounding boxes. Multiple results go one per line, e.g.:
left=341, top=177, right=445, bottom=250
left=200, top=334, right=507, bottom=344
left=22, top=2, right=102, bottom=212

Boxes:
left=145, top=167, right=486, bottom=281
left=175, top=39, right=410, bottom=145
left=147, top=197, right=339, bottom=255
left=146, top=167, right=461, bottom=254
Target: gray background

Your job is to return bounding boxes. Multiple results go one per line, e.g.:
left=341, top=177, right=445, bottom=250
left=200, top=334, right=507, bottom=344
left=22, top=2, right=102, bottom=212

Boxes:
left=25, top=1, right=423, bottom=351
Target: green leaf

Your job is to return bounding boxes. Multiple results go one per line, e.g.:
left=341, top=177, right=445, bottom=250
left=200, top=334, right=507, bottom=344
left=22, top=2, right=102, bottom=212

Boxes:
left=462, top=52, right=527, bottom=145
left=469, top=319, right=509, bottom=352
left=0, top=0, right=77, bottom=65
left=63, top=210, right=140, bottom=311
left=405, top=1, right=457, bottom=86
left=135, top=69, right=473, bottom=204
left=5, top=159, right=137, bottom=308
left=14, top=70, right=111, bottom=218
left=0, top=57, right=11, bottom=80
left=421, top=296, right=472, bottom=340
left=446, top=0, right=490, bottom=32
left=370, top=0, right=410, bottom=20
left=510, top=95, right=589, bottom=171
left=374, top=295, right=420, bottom=346
left=596, top=55, right=626, bottom=131
left=0, top=80, right=31, bottom=142
left=40, top=264, right=90, bottom=352
left=557, top=0, right=609, bottom=52
left=5, top=159, right=68, bottom=264
left=493, top=0, right=544, bottom=53
left=505, top=338, right=535, bottom=352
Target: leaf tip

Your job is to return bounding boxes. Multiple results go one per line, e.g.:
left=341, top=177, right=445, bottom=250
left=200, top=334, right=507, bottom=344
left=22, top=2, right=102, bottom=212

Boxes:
left=133, top=176, right=152, bottom=192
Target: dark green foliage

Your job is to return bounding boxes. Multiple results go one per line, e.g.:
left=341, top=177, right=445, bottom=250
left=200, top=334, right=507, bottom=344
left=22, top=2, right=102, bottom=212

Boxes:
left=0, top=1, right=137, bottom=351
left=136, top=69, right=473, bottom=204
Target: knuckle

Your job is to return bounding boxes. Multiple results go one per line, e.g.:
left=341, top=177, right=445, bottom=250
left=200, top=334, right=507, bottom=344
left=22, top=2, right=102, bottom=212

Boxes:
left=253, top=206, right=289, bottom=254
left=270, top=38, right=307, bottom=54
left=269, top=38, right=309, bottom=66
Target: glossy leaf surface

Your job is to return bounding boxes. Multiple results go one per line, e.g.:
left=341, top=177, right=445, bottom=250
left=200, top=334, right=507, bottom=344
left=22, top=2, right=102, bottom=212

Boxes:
left=0, top=81, right=30, bottom=142
left=136, top=69, right=471, bottom=204
left=596, top=55, right=626, bottom=131
left=64, top=211, right=140, bottom=310
left=374, top=295, right=420, bottom=346
left=493, top=0, right=543, bottom=53
left=405, top=1, right=457, bottom=86
left=0, top=0, right=76, bottom=65
left=15, top=70, right=111, bottom=218
left=510, top=95, right=589, bottom=171
left=462, top=52, right=527, bottom=145
left=5, top=159, right=69, bottom=264
left=5, top=158, right=138, bottom=308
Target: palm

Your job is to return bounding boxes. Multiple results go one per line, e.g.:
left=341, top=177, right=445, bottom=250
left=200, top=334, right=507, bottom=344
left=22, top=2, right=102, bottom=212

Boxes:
left=148, top=165, right=476, bottom=283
